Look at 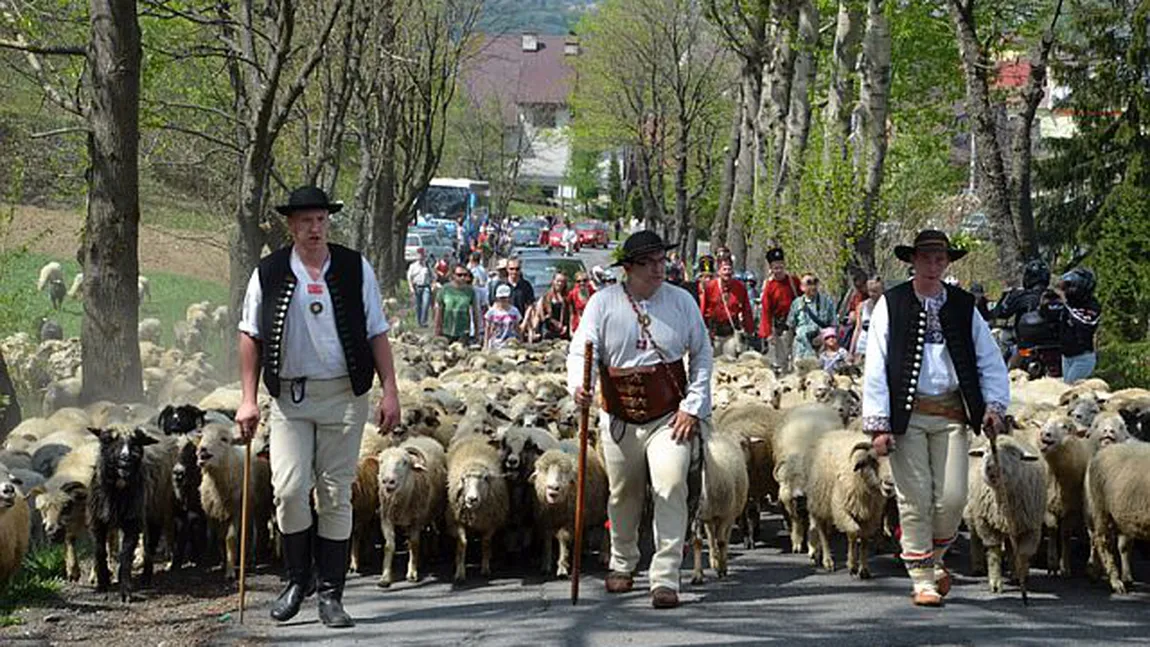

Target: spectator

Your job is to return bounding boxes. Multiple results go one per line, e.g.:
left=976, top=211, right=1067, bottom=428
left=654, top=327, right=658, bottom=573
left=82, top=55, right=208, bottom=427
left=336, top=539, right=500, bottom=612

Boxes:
left=787, top=272, right=837, bottom=361
left=468, top=251, right=489, bottom=287
left=758, top=248, right=802, bottom=371
left=838, top=270, right=868, bottom=344
left=701, top=257, right=754, bottom=345
left=819, top=327, right=850, bottom=374
left=433, top=258, right=450, bottom=288
left=540, top=272, right=572, bottom=340
left=568, top=271, right=595, bottom=334
left=506, top=258, right=536, bottom=316
left=849, top=276, right=884, bottom=362
left=665, top=263, right=686, bottom=290
left=406, top=247, right=433, bottom=327
left=685, top=254, right=715, bottom=307
left=488, top=258, right=510, bottom=304
left=614, top=219, right=623, bottom=241
left=434, top=264, right=478, bottom=344
left=485, top=284, right=522, bottom=349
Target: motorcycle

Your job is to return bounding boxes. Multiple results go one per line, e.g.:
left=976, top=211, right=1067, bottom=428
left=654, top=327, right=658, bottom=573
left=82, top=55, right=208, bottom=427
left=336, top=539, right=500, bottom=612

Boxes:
left=1014, top=309, right=1062, bottom=379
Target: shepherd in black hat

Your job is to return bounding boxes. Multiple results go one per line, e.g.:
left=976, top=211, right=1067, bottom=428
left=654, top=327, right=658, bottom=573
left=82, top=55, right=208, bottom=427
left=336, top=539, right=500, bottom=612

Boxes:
left=759, top=247, right=802, bottom=372
left=236, top=185, right=401, bottom=628
left=567, top=230, right=712, bottom=609
left=860, top=228, right=1009, bottom=607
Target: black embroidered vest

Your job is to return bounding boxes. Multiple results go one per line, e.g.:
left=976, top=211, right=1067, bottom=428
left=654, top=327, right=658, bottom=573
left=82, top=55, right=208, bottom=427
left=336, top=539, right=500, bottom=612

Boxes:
left=257, top=244, right=376, bottom=398
left=884, top=282, right=986, bottom=435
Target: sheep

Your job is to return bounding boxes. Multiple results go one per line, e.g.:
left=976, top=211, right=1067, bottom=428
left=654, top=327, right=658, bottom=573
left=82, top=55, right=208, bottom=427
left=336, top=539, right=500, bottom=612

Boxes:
left=170, top=434, right=209, bottom=570
left=772, top=403, right=841, bottom=553
left=690, top=432, right=750, bottom=584
left=714, top=401, right=782, bottom=549
left=817, top=387, right=862, bottom=426
left=48, top=278, right=67, bottom=310
left=138, top=275, right=152, bottom=303
left=30, top=441, right=72, bottom=477
left=531, top=445, right=609, bottom=578
left=1037, top=415, right=1095, bottom=577
left=37, top=261, right=64, bottom=293
left=0, top=463, right=31, bottom=588
left=1101, top=388, right=1150, bottom=441
left=445, top=436, right=509, bottom=582
left=964, top=434, right=1046, bottom=595
left=42, top=377, right=83, bottom=415
left=493, top=426, right=560, bottom=556
left=0, top=449, right=33, bottom=472
left=1067, top=397, right=1101, bottom=435
left=139, top=341, right=163, bottom=369
left=1087, top=411, right=1132, bottom=449
left=196, top=422, right=273, bottom=580
left=38, top=317, right=63, bottom=342
left=1084, top=441, right=1150, bottom=593
left=28, top=441, right=98, bottom=581
left=1058, top=379, right=1111, bottom=407
left=173, top=321, right=203, bottom=353
left=138, top=318, right=162, bottom=344
left=376, top=436, right=447, bottom=587
left=806, top=431, right=887, bottom=580
left=87, top=425, right=177, bottom=601
left=66, top=273, right=83, bottom=300
left=157, top=404, right=208, bottom=436
left=349, top=451, right=380, bottom=575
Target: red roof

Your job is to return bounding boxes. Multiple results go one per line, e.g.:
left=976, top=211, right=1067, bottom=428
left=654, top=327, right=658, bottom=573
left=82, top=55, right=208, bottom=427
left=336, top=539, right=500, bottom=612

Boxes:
left=463, top=34, right=578, bottom=124
left=993, top=59, right=1031, bottom=89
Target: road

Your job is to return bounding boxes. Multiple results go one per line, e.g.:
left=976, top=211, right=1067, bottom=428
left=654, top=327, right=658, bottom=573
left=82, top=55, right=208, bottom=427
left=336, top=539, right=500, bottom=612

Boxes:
left=220, top=509, right=1150, bottom=646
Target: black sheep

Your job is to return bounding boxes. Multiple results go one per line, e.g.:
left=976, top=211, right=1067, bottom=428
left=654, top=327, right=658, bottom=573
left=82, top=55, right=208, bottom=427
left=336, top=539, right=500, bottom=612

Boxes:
left=170, top=436, right=210, bottom=570
left=158, top=404, right=207, bottom=436
left=87, top=425, right=175, bottom=602
left=49, top=278, right=66, bottom=310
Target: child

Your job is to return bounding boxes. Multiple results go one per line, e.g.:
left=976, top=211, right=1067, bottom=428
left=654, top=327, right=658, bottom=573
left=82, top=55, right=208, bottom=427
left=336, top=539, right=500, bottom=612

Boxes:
left=818, top=327, right=849, bottom=374
left=484, top=284, right=522, bottom=349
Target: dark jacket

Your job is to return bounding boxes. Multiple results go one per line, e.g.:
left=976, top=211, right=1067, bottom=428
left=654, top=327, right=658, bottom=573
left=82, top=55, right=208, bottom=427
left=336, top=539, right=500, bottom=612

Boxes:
left=1043, top=296, right=1101, bottom=357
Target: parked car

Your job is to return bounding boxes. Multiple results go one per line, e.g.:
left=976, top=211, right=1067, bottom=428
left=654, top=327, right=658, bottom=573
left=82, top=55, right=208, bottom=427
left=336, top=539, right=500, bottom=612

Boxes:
left=518, top=256, right=588, bottom=296
left=512, top=224, right=543, bottom=248
left=405, top=230, right=454, bottom=264
left=548, top=225, right=581, bottom=252
left=575, top=221, right=609, bottom=248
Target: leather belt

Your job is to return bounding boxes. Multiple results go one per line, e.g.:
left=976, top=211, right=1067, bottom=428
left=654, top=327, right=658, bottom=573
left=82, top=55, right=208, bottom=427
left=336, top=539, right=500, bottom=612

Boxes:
left=599, top=360, right=687, bottom=425
left=912, top=391, right=967, bottom=423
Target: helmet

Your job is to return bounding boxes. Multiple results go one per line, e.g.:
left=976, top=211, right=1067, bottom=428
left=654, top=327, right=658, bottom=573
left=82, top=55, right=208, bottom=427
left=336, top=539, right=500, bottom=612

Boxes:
left=1060, top=267, right=1096, bottom=298
left=1022, top=259, right=1050, bottom=290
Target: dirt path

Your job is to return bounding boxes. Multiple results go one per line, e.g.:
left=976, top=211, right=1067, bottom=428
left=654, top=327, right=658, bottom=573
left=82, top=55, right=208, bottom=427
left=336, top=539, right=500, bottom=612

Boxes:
left=2, top=205, right=230, bottom=284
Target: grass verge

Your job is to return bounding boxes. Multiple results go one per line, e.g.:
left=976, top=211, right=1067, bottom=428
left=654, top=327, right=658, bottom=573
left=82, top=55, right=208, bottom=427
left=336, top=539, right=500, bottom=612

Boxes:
left=0, top=544, right=66, bottom=626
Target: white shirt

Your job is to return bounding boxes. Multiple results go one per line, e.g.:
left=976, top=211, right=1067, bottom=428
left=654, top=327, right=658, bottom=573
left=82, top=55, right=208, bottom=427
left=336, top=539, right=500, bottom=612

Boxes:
left=862, top=289, right=1009, bottom=432
left=407, top=260, right=432, bottom=288
left=567, top=282, right=713, bottom=418
left=469, top=264, right=489, bottom=287
left=239, top=248, right=389, bottom=380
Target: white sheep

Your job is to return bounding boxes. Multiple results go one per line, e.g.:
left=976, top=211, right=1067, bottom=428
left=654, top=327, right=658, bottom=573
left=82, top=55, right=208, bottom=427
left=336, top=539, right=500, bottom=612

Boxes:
left=376, top=436, right=447, bottom=587
left=1084, top=441, right=1150, bottom=593
left=28, top=441, right=99, bottom=581
left=965, top=434, right=1046, bottom=594
left=531, top=446, right=609, bottom=578
left=197, top=423, right=273, bottom=579
left=138, top=318, right=162, bottom=344
left=37, top=261, right=64, bottom=293
left=690, top=432, right=749, bottom=584
left=0, top=463, right=31, bottom=588
left=445, top=436, right=509, bottom=582
left=42, top=377, right=83, bottom=415
left=1067, top=397, right=1101, bottom=434
left=173, top=321, right=203, bottom=353
left=66, top=273, right=83, bottom=300
left=1087, top=411, right=1132, bottom=449
left=138, top=275, right=151, bottom=302
left=771, top=403, right=840, bottom=553
left=715, top=401, right=782, bottom=549
left=1036, top=415, right=1095, bottom=577
left=806, top=430, right=887, bottom=579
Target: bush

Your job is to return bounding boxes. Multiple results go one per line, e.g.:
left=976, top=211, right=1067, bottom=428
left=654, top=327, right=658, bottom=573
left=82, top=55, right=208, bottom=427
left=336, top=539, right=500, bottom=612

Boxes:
left=1092, top=181, right=1150, bottom=343
left=1095, top=342, right=1150, bottom=390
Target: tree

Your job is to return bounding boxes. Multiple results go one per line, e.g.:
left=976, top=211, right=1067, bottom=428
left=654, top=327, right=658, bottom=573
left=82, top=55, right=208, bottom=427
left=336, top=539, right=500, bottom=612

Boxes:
left=2, top=0, right=145, bottom=403
left=565, top=142, right=601, bottom=216
left=0, top=349, right=20, bottom=438
left=606, top=151, right=623, bottom=221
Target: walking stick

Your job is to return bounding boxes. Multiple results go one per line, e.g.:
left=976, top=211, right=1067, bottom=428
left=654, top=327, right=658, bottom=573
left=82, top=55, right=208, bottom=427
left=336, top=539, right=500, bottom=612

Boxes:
left=987, top=421, right=1028, bottom=606
left=572, top=340, right=594, bottom=605
left=238, top=433, right=253, bottom=622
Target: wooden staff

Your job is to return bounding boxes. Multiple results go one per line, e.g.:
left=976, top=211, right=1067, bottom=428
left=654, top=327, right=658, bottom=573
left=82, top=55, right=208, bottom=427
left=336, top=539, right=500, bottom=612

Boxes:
left=571, top=340, right=594, bottom=605
left=987, top=421, right=1027, bottom=606
left=238, top=435, right=253, bottom=622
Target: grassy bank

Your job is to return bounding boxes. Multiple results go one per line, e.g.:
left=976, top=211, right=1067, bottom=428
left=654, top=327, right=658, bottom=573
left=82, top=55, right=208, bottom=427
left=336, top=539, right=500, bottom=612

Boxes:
left=0, top=544, right=65, bottom=627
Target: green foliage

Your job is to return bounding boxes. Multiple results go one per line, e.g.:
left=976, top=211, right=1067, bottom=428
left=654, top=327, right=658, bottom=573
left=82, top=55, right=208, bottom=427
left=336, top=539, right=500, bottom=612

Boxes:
left=565, top=143, right=601, bottom=206
left=606, top=152, right=623, bottom=220
left=1092, top=181, right=1150, bottom=343
left=0, top=544, right=66, bottom=625
left=1096, top=342, right=1150, bottom=391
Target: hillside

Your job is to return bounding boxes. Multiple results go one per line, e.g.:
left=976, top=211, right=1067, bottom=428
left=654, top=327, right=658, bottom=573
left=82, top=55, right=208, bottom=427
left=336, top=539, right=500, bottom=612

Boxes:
left=478, top=0, right=591, bottom=35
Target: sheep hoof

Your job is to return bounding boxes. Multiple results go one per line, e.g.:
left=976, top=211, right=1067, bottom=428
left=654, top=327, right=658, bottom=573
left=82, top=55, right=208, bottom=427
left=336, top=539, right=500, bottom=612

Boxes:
left=690, top=573, right=704, bottom=585
left=988, top=580, right=1003, bottom=594
left=406, top=571, right=419, bottom=583
left=1111, top=580, right=1127, bottom=595
left=822, top=560, right=835, bottom=572
left=857, top=568, right=871, bottom=580
left=377, top=577, right=392, bottom=589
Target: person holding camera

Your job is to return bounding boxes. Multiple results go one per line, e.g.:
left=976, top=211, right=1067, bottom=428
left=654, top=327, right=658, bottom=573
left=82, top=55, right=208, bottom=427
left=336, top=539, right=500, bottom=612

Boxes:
left=758, top=248, right=802, bottom=372
left=786, top=273, right=837, bottom=361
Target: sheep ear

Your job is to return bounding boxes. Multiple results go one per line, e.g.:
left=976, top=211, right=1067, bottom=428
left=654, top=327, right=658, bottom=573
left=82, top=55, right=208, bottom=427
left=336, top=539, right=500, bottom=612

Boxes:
left=747, top=437, right=766, bottom=445
left=528, top=470, right=538, bottom=482
left=1021, top=452, right=1040, bottom=462
left=62, top=481, right=87, bottom=500
left=133, top=428, right=159, bottom=446
left=969, top=447, right=987, bottom=458
left=89, top=427, right=106, bottom=440
left=26, top=485, right=46, bottom=497
left=9, top=475, right=22, bottom=486
left=403, top=446, right=427, bottom=471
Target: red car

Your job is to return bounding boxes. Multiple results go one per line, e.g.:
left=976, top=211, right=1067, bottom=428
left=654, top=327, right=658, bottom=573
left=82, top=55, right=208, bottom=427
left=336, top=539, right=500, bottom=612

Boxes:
left=548, top=225, right=582, bottom=251
left=575, top=221, right=610, bottom=248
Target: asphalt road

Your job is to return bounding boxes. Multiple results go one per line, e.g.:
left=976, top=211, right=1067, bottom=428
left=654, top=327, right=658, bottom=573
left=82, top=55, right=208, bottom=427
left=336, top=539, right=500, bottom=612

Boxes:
left=220, top=511, right=1150, bottom=647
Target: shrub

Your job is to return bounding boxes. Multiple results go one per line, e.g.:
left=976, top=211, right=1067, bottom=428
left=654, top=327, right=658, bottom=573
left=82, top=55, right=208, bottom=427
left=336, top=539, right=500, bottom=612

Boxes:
left=1095, top=342, right=1150, bottom=390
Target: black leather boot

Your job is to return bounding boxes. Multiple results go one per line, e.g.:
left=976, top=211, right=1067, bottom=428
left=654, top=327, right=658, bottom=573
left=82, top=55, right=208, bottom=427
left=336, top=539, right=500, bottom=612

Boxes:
left=270, top=528, right=313, bottom=622
left=316, top=537, right=354, bottom=628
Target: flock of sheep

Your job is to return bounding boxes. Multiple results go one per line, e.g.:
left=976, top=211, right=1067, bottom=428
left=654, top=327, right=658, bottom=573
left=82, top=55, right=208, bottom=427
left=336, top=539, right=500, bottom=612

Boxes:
left=2, top=285, right=1150, bottom=610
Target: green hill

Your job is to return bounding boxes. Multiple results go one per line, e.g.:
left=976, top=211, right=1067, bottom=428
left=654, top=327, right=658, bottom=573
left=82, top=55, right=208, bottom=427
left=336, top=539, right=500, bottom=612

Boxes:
left=478, top=0, right=590, bottom=35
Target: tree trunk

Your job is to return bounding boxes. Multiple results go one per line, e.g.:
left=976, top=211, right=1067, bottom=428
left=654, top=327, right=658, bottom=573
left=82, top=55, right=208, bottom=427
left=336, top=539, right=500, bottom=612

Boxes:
left=673, top=112, right=691, bottom=252
left=0, top=349, right=20, bottom=440
left=728, top=72, right=758, bottom=272
left=851, top=0, right=891, bottom=276
left=778, top=0, right=819, bottom=211
left=81, top=0, right=143, bottom=405
left=824, top=0, right=863, bottom=166
left=228, top=144, right=272, bottom=330
left=712, top=100, right=742, bottom=248
left=948, top=0, right=1021, bottom=281
left=371, top=130, right=398, bottom=288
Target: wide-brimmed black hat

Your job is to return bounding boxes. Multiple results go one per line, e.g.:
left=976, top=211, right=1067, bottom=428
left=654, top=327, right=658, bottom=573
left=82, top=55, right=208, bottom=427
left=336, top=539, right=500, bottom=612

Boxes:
left=894, top=229, right=968, bottom=263
left=612, top=230, right=677, bottom=267
left=275, top=186, right=343, bottom=216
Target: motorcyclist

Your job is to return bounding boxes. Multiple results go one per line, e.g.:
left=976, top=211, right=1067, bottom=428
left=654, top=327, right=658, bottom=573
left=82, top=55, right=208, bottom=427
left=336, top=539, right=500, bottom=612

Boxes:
left=989, top=259, right=1057, bottom=365
left=1042, top=268, right=1102, bottom=383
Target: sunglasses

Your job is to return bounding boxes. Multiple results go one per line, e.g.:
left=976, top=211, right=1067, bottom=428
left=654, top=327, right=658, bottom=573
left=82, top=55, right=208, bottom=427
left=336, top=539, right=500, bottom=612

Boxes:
left=508, top=267, right=521, bottom=272
left=805, top=278, right=820, bottom=285
left=454, top=272, right=470, bottom=278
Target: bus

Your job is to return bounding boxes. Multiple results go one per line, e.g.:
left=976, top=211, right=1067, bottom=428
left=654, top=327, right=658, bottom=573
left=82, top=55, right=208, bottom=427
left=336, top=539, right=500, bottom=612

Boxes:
left=417, top=178, right=491, bottom=225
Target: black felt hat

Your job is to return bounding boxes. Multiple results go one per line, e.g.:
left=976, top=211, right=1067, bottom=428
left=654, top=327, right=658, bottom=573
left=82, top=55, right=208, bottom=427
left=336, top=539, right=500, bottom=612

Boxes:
left=274, top=186, right=343, bottom=216
left=766, top=247, right=785, bottom=263
left=894, top=229, right=967, bottom=263
left=612, top=230, right=677, bottom=267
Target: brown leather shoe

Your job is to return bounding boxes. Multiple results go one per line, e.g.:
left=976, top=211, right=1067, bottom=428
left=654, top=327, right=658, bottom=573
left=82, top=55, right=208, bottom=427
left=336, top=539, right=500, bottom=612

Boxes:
left=605, top=572, right=634, bottom=594
left=936, top=568, right=952, bottom=598
left=912, top=590, right=943, bottom=607
left=651, top=587, right=679, bottom=609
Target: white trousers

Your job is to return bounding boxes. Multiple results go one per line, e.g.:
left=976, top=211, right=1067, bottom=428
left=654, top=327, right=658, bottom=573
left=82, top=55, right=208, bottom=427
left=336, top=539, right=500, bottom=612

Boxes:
left=768, top=329, right=795, bottom=372
left=601, top=410, right=702, bottom=592
left=889, top=413, right=969, bottom=590
left=269, top=377, right=369, bottom=540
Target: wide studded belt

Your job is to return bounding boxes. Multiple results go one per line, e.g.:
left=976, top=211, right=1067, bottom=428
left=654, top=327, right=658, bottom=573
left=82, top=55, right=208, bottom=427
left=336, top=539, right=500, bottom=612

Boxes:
left=599, top=360, right=687, bottom=425
left=912, top=391, right=967, bottom=423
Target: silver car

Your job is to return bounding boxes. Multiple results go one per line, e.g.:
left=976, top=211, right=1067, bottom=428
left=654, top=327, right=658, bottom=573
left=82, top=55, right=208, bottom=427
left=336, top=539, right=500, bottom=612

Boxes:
left=405, top=231, right=454, bottom=264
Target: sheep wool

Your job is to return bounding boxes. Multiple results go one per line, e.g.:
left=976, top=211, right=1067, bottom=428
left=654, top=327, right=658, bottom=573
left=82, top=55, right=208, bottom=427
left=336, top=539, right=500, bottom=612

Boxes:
left=531, top=446, right=609, bottom=578
left=771, top=403, right=841, bottom=553
left=690, top=432, right=749, bottom=584
left=1037, top=415, right=1095, bottom=577
left=1085, top=441, right=1150, bottom=593
left=197, top=423, right=273, bottom=580
left=807, top=430, right=887, bottom=580
left=446, top=436, right=509, bottom=582
left=0, top=465, right=31, bottom=587
left=376, top=436, right=447, bottom=587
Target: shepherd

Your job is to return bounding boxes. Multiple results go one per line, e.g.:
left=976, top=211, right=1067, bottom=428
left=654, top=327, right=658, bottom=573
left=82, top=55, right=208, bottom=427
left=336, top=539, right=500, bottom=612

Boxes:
left=567, top=230, right=713, bottom=610
left=862, top=229, right=1009, bottom=607
left=235, top=186, right=402, bottom=628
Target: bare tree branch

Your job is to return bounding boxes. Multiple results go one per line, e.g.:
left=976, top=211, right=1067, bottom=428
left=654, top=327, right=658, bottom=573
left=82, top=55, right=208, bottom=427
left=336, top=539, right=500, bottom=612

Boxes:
left=0, top=40, right=85, bottom=56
